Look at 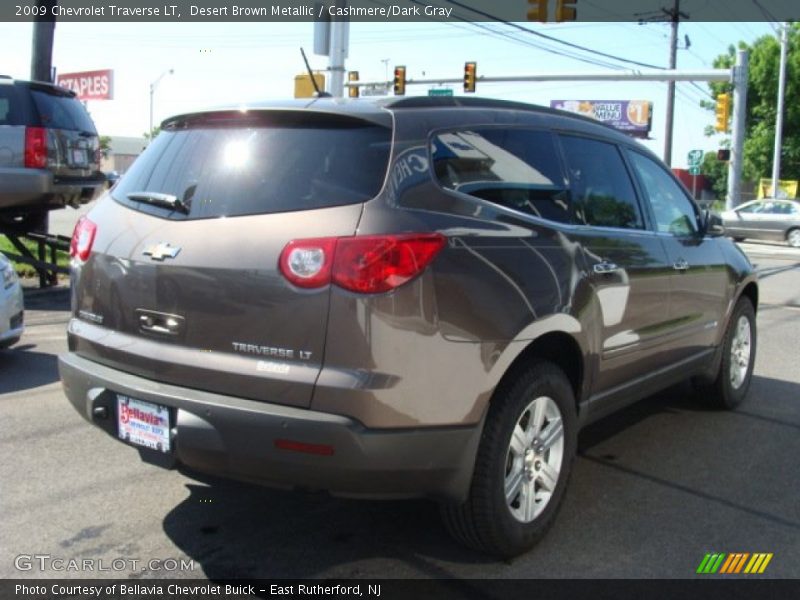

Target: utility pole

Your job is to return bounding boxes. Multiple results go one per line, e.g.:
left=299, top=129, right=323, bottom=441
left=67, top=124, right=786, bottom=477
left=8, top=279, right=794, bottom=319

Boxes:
left=727, top=50, right=749, bottom=211
left=327, top=0, right=348, bottom=97
left=30, top=0, right=58, bottom=82
left=662, top=0, right=687, bottom=167
left=771, top=23, right=789, bottom=197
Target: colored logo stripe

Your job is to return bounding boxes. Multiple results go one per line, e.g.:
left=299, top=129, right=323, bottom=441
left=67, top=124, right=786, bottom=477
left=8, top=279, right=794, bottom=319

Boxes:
left=698, top=553, right=773, bottom=574
left=744, top=553, right=774, bottom=574
left=697, top=553, right=726, bottom=574
left=719, top=553, right=749, bottom=573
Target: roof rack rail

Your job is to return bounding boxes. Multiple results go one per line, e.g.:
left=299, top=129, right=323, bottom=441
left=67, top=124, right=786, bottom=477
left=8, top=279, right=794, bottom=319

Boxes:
left=384, top=95, right=621, bottom=132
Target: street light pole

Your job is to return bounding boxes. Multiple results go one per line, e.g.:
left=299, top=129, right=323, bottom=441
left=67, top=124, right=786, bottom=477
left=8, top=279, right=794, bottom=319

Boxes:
left=149, top=68, right=174, bottom=139
left=771, top=23, right=789, bottom=197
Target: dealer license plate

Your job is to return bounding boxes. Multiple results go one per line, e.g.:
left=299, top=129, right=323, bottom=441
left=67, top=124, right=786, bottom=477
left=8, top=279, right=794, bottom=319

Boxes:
left=116, top=395, right=171, bottom=453
left=71, top=148, right=87, bottom=166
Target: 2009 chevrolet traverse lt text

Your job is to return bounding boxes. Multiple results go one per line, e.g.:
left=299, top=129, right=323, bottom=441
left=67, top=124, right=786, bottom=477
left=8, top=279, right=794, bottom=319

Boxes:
left=60, top=97, right=757, bottom=558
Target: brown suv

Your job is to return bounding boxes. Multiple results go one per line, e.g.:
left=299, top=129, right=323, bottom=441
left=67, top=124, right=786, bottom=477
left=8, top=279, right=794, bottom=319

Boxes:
left=59, top=97, right=757, bottom=558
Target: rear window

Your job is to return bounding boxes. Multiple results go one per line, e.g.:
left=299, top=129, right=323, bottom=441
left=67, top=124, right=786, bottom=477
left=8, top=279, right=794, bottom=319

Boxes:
left=0, top=84, right=21, bottom=125
left=112, top=113, right=392, bottom=220
left=29, top=89, right=97, bottom=133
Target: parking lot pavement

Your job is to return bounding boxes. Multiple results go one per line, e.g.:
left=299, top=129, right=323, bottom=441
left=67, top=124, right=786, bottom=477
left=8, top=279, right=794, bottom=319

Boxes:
left=46, top=203, right=95, bottom=238
left=739, top=240, right=800, bottom=260
left=1, top=256, right=798, bottom=580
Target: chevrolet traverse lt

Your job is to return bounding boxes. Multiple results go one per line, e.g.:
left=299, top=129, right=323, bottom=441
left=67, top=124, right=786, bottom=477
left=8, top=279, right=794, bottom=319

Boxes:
left=60, top=97, right=757, bottom=557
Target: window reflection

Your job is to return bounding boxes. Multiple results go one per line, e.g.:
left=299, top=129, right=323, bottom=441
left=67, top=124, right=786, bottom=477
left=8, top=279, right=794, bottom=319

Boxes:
left=560, top=135, right=644, bottom=230
left=431, top=129, right=570, bottom=224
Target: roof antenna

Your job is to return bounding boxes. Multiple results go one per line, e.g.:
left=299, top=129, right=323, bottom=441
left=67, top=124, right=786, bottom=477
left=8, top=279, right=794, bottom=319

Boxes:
left=300, top=47, right=331, bottom=98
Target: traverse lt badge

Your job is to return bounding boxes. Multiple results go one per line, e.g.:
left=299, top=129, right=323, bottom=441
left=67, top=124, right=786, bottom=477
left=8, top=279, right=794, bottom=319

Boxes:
left=143, top=242, right=181, bottom=261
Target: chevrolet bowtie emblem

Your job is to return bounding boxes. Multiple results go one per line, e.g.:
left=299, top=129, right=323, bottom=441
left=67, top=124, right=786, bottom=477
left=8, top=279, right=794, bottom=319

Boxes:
left=143, top=242, right=181, bottom=261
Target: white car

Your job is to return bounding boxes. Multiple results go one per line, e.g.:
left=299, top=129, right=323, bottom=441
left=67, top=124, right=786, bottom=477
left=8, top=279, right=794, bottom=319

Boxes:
left=0, top=252, right=24, bottom=348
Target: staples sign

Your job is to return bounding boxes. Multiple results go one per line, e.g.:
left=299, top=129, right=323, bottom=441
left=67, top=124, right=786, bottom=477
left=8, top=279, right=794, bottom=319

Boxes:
left=57, top=69, right=114, bottom=101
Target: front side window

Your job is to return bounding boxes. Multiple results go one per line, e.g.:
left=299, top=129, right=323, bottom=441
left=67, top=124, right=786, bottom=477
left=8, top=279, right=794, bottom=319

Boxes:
left=628, top=150, right=699, bottom=236
left=431, top=128, right=571, bottom=223
left=559, top=135, right=644, bottom=230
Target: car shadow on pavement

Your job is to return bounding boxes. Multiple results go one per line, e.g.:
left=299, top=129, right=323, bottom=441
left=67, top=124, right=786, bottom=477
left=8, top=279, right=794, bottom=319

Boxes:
left=0, top=343, right=60, bottom=394
left=579, top=374, right=800, bottom=460
left=22, top=286, right=71, bottom=311
left=162, top=476, right=495, bottom=580
left=160, top=375, right=800, bottom=579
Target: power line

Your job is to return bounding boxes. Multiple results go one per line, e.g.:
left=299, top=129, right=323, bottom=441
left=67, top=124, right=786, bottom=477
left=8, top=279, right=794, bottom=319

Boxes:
left=444, top=0, right=667, bottom=70
left=395, top=0, right=632, bottom=71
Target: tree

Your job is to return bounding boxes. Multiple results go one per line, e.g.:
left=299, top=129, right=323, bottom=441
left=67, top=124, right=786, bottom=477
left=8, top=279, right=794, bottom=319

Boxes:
left=98, top=135, right=111, bottom=159
left=702, top=151, right=728, bottom=203
left=705, top=24, right=800, bottom=186
left=143, top=126, right=161, bottom=141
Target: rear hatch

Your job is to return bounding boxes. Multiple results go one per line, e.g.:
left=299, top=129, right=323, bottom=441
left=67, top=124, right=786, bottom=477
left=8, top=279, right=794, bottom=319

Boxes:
left=69, top=108, right=392, bottom=408
left=26, top=82, right=101, bottom=179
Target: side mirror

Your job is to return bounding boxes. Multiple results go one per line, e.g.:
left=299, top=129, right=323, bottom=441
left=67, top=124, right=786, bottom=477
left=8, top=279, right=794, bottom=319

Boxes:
left=702, top=209, right=725, bottom=237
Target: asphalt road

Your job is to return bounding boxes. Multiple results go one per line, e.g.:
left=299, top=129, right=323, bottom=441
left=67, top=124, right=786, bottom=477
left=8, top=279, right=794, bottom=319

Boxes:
left=1, top=245, right=798, bottom=580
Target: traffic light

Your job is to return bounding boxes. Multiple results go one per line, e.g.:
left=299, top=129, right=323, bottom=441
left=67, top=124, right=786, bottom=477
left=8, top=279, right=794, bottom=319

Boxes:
left=463, top=62, right=477, bottom=93
left=556, top=0, right=577, bottom=22
left=717, top=148, right=731, bottom=162
left=348, top=71, right=359, bottom=98
left=715, top=93, right=730, bottom=133
left=527, top=0, right=547, bottom=22
left=393, top=66, right=406, bottom=96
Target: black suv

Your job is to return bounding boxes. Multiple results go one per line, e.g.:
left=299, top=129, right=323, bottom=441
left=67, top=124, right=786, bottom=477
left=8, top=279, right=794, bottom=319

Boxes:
left=0, top=75, right=105, bottom=230
left=60, top=97, right=757, bottom=557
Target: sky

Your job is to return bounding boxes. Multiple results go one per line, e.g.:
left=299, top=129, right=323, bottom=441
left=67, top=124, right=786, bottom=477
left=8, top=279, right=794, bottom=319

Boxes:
left=0, top=18, right=777, bottom=169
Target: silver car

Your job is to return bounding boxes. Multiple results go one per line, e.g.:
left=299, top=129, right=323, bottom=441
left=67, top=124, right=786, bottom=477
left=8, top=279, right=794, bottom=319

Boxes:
left=0, top=252, right=24, bottom=348
left=0, top=75, right=105, bottom=231
left=722, top=198, right=800, bottom=247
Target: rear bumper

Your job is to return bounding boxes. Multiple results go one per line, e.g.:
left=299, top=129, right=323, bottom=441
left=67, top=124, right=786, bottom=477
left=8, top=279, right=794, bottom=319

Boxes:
left=59, top=352, right=481, bottom=501
left=0, top=167, right=104, bottom=211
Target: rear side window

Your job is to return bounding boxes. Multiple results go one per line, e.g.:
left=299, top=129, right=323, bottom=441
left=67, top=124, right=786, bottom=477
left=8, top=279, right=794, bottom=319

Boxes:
left=112, top=114, right=391, bottom=220
left=29, top=89, right=97, bottom=133
left=559, top=135, right=644, bottom=230
left=431, top=128, right=571, bottom=223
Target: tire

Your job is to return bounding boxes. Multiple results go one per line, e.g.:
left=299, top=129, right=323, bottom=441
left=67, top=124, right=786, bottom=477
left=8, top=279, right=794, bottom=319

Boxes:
left=732, top=237, right=746, bottom=243
left=441, top=361, right=577, bottom=558
left=696, top=297, right=756, bottom=409
left=787, top=228, right=800, bottom=249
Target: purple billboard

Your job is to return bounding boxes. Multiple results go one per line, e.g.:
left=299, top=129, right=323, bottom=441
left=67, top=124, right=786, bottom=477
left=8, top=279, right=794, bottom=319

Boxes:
left=550, top=100, right=653, bottom=138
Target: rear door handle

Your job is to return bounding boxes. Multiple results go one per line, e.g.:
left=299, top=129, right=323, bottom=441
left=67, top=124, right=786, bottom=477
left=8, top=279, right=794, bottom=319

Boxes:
left=593, top=261, right=620, bottom=275
left=673, top=259, right=690, bottom=271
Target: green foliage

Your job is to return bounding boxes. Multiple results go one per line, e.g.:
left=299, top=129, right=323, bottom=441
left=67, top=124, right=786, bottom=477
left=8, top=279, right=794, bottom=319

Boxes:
left=98, top=135, right=111, bottom=159
left=702, top=151, right=729, bottom=201
left=0, top=237, right=69, bottom=278
left=706, top=25, right=800, bottom=184
left=143, top=126, right=161, bottom=141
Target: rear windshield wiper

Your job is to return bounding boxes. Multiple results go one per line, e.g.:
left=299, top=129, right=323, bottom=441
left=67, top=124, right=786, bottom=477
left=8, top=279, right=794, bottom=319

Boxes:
left=127, top=191, right=188, bottom=213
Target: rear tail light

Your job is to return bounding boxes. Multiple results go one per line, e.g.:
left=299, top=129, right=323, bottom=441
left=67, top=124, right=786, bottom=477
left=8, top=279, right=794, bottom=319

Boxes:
left=279, top=238, right=337, bottom=288
left=24, top=126, right=47, bottom=169
left=278, top=233, right=446, bottom=294
left=70, top=216, right=97, bottom=262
